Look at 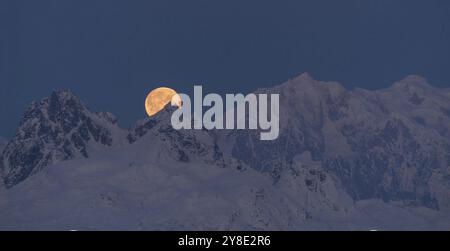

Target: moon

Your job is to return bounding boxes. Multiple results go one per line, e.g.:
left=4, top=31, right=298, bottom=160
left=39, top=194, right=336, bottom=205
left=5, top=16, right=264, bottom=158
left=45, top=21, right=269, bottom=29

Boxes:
left=145, top=87, right=182, bottom=117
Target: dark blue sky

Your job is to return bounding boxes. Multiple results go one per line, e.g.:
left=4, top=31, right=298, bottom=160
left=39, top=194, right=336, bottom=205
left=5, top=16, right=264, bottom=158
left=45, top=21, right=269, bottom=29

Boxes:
left=1, top=0, right=450, bottom=137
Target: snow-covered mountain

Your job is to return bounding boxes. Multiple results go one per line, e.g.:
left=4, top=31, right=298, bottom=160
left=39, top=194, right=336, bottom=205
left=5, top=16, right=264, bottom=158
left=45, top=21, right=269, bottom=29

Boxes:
left=127, top=106, right=241, bottom=169
left=1, top=127, right=364, bottom=230
left=1, top=74, right=450, bottom=230
left=227, top=73, right=450, bottom=211
left=4, top=138, right=449, bottom=230
left=0, top=90, right=127, bottom=188
left=0, top=137, right=7, bottom=154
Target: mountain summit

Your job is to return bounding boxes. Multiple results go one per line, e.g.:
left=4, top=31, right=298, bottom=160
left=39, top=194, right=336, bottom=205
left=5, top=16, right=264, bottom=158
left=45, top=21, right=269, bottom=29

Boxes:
left=1, top=75, right=450, bottom=230
left=230, top=73, right=450, bottom=210
left=0, top=90, right=126, bottom=188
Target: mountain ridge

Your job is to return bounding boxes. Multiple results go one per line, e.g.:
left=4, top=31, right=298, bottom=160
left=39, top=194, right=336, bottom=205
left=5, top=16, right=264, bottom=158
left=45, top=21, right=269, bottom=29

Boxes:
left=1, top=73, right=450, bottom=230
left=0, top=90, right=127, bottom=188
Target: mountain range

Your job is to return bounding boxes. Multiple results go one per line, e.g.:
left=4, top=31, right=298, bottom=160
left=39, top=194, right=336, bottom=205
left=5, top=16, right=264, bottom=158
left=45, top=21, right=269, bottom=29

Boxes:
left=1, top=73, right=450, bottom=230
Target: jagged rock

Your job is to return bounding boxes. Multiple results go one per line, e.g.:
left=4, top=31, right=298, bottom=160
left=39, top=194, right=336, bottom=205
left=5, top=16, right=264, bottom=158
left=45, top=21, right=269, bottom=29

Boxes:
left=128, top=106, right=230, bottom=168
left=1, top=74, right=450, bottom=230
left=225, top=73, right=450, bottom=210
left=0, top=90, right=126, bottom=188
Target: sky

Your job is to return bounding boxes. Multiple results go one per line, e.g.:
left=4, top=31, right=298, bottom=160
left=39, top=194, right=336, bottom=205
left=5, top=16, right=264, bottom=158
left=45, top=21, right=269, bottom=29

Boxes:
left=1, top=0, right=450, bottom=137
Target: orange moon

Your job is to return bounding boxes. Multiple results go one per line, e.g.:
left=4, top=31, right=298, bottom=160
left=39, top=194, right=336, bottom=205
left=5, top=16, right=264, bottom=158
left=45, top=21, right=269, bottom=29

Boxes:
left=145, top=87, right=182, bottom=117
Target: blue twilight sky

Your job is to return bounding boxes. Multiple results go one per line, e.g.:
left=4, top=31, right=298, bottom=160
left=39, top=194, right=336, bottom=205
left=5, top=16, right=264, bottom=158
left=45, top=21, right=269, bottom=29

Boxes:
left=1, top=0, right=450, bottom=137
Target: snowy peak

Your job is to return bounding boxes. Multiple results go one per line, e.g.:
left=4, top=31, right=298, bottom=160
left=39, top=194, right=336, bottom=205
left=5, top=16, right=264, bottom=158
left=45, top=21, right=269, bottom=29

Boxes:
left=393, top=74, right=430, bottom=88
left=228, top=74, right=450, bottom=210
left=1, top=76, right=450, bottom=230
left=127, top=105, right=175, bottom=143
left=283, top=73, right=345, bottom=91
left=380, top=74, right=450, bottom=112
left=17, top=90, right=123, bottom=147
left=128, top=105, right=231, bottom=168
left=291, top=72, right=315, bottom=82
left=386, top=75, right=433, bottom=99
left=1, top=90, right=126, bottom=188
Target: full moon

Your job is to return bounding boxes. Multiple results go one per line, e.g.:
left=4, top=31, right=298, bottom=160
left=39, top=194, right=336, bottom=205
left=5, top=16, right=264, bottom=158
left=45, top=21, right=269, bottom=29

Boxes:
left=145, top=87, right=182, bottom=117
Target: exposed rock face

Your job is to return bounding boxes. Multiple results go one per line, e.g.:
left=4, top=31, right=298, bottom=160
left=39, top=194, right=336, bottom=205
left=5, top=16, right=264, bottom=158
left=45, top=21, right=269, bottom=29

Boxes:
left=0, top=90, right=126, bottom=188
left=127, top=106, right=233, bottom=168
left=227, top=73, right=450, bottom=210
left=1, top=75, right=450, bottom=230
left=2, top=74, right=450, bottom=215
